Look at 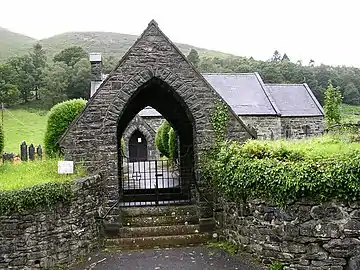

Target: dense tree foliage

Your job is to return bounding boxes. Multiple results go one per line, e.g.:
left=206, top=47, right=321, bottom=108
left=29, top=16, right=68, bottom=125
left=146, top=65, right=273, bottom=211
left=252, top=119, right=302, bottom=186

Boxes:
left=0, top=45, right=90, bottom=107
left=187, top=49, right=200, bottom=67
left=0, top=63, right=19, bottom=105
left=324, top=80, right=342, bottom=126
left=53, top=46, right=87, bottom=67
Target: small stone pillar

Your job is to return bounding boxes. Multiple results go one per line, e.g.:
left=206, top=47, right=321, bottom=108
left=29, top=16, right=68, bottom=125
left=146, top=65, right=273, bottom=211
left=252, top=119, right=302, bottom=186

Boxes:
left=20, top=141, right=28, bottom=161
left=28, top=144, right=35, bottom=161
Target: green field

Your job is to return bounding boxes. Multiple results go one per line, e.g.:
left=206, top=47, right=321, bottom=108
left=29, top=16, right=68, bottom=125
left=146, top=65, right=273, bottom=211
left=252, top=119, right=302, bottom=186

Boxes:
left=2, top=108, right=48, bottom=154
left=341, top=104, right=360, bottom=123
left=0, top=159, right=86, bottom=191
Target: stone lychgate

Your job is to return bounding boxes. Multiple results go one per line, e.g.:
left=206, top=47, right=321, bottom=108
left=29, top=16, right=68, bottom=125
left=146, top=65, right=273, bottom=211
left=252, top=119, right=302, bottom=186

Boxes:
left=59, top=20, right=253, bottom=230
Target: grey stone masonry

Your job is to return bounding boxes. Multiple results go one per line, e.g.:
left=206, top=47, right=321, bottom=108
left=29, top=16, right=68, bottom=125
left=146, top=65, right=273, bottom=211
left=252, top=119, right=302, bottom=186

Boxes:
left=281, top=116, right=324, bottom=139
left=122, top=115, right=158, bottom=160
left=215, top=198, right=360, bottom=270
left=240, top=116, right=281, bottom=140
left=59, top=20, right=253, bottom=226
left=0, top=175, right=104, bottom=270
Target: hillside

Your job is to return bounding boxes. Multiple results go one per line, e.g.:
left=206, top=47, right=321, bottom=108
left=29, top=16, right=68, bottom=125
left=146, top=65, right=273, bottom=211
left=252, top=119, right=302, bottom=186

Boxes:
left=0, top=27, right=36, bottom=60
left=0, top=29, right=234, bottom=61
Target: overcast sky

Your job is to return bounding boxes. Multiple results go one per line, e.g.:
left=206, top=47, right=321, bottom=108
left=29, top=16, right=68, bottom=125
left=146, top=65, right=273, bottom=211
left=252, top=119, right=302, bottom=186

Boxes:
left=1, top=0, right=359, bottom=67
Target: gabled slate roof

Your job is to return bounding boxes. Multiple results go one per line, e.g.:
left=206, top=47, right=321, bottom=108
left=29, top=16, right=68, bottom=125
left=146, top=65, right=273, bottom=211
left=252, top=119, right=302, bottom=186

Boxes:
left=265, top=84, right=324, bottom=116
left=202, top=73, right=279, bottom=115
left=135, top=73, right=324, bottom=118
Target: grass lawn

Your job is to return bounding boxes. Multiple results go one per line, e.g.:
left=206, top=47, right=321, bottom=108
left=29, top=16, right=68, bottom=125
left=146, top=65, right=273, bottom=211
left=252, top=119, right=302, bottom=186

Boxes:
left=341, top=104, right=360, bottom=123
left=245, top=134, right=360, bottom=159
left=2, top=108, right=48, bottom=154
left=0, top=159, right=86, bottom=191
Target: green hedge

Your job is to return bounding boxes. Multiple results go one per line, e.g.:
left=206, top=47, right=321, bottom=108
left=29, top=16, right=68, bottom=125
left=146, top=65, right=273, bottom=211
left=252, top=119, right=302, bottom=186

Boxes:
left=0, top=126, right=3, bottom=154
left=155, top=124, right=166, bottom=157
left=161, top=121, right=171, bottom=157
left=45, top=99, right=86, bottom=157
left=203, top=140, right=360, bottom=205
left=0, top=181, right=73, bottom=215
left=168, top=127, right=178, bottom=161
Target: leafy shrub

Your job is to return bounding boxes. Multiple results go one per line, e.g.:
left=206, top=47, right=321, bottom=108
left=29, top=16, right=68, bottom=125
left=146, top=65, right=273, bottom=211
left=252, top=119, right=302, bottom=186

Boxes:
left=161, top=121, right=171, bottom=157
left=44, top=99, right=86, bottom=157
left=168, top=127, right=178, bottom=161
left=0, top=181, right=73, bottom=215
left=0, top=126, right=4, bottom=154
left=203, top=139, right=360, bottom=205
left=155, top=124, right=166, bottom=157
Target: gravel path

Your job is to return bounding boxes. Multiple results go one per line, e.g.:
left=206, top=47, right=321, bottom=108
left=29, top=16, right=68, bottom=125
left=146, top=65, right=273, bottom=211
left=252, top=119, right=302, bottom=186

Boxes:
left=73, top=246, right=264, bottom=270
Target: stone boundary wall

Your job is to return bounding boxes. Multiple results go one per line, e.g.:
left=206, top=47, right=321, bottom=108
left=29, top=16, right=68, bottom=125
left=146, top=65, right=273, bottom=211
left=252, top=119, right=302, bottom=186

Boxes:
left=215, top=198, right=360, bottom=270
left=0, top=175, right=104, bottom=269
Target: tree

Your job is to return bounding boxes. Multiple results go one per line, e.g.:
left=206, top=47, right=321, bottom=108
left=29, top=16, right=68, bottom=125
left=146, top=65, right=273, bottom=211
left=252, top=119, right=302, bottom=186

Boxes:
left=271, top=50, right=282, bottom=62
left=53, top=46, right=87, bottom=67
left=39, top=63, right=69, bottom=107
left=155, top=124, right=166, bottom=156
left=30, top=43, right=46, bottom=100
left=343, top=82, right=360, bottom=105
left=187, top=49, right=200, bottom=67
left=8, top=55, right=35, bottom=103
left=67, top=58, right=91, bottom=99
left=309, top=59, right=315, bottom=67
left=324, top=80, right=342, bottom=126
left=281, top=53, right=290, bottom=62
left=0, top=63, right=19, bottom=105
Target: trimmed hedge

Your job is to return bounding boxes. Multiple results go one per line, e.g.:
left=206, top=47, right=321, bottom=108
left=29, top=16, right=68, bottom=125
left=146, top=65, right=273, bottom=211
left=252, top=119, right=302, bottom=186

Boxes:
left=44, top=99, right=86, bottom=157
left=0, top=181, right=73, bottom=215
left=203, top=140, right=360, bottom=205
left=155, top=124, right=166, bottom=157
left=0, top=126, right=3, bottom=154
left=161, top=121, right=171, bottom=157
left=168, top=127, right=178, bottom=161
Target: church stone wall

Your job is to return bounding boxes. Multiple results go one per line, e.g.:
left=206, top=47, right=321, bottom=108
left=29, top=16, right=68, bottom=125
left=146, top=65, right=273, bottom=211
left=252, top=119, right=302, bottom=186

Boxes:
left=281, top=116, right=324, bottom=139
left=240, top=115, right=282, bottom=140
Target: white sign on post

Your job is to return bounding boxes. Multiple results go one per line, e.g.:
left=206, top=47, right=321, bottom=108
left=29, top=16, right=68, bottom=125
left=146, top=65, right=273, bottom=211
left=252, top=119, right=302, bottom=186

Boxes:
left=58, top=161, right=74, bottom=174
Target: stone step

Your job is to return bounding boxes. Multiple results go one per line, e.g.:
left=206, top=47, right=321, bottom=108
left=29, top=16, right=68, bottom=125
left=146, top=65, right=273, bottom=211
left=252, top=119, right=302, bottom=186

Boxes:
left=106, top=233, right=211, bottom=249
left=121, top=205, right=197, bottom=218
left=117, top=224, right=201, bottom=238
left=122, top=213, right=199, bottom=227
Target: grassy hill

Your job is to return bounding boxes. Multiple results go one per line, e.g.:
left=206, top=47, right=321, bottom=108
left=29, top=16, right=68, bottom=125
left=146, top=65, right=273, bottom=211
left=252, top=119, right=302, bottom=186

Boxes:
left=0, top=27, right=36, bottom=60
left=0, top=29, right=234, bottom=61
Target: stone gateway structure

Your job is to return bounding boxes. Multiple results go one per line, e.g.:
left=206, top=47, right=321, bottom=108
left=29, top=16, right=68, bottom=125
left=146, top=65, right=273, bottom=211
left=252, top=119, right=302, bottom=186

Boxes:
left=60, top=20, right=253, bottom=230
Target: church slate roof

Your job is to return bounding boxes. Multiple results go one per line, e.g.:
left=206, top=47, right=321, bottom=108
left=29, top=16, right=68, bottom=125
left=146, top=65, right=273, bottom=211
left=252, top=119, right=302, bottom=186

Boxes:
left=137, top=73, right=324, bottom=118
left=265, top=84, right=324, bottom=116
left=202, top=73, right=279, bottom=115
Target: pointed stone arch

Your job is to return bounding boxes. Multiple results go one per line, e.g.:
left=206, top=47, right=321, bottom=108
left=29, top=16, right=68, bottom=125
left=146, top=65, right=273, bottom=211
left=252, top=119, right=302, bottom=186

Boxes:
left=59, top=20, right=254, bottom=227
left=122, top=115, right=157, bottom=160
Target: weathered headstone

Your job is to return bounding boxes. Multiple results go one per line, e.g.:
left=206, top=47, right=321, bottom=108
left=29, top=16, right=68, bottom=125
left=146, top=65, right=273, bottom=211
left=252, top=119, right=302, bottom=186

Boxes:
left=2, top=152, right=14, bottom=162
left=58, top=161, right=74, bottom=174
left=28, top=144, right=35, bottom=161
left=36, top=145, right=43, bottom=160
left=20, top=141, right=28, bottom=161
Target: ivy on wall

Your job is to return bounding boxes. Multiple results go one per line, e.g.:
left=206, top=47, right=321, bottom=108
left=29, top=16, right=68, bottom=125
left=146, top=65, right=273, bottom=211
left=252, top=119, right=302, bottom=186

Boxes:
left=0, top=181, right=73, bottom=215
left=210, top=101, right=229, bottom=143
left=203, top=140, right=360, bottom=206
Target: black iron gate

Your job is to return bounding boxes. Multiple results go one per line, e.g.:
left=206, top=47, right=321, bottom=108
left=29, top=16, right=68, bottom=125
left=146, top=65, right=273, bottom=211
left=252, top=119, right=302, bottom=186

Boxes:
left=120, top=158, right=191, bottom=206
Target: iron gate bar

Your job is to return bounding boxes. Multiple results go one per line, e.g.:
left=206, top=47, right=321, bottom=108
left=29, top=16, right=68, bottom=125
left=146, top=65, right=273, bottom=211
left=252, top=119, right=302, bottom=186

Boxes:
left=121, top=157, right=190, bottom=206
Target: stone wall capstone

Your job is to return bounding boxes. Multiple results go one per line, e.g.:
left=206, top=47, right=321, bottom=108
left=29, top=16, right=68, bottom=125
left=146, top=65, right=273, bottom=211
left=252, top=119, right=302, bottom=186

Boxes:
left=0, top=175, right=104, bottom=269
left=215, top=198, right=360, bottom=270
